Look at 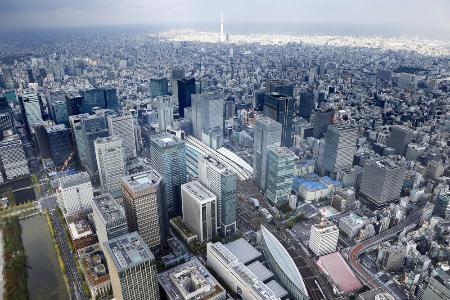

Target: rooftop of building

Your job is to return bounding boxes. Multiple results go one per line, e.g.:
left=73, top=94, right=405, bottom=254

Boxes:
left=67, top=215, right=93, bottom=240
left=247, top=260, right=274, bottom=283
left=256, top=116, right=282, bottom=127
left=45, top=124, right=68, bottom=133
left=94, top=135, right=122, bottom=145
left=157, top=257, right=225, bottom=300
left=315, top=252, right=363, bottom=294
left=182, top=180, right=216, bottom=202
left=339, top=213, right=368, bottom=226
left=151, top=133, right=184, bottom=148
left=224, top=238, right=262, bottom=266
left=267, top=145, right=296, bottom=158
left=122, top=170, right=162, bottom=192
left=79, top=244, right=110, bottom=288
left=105, top=232, right=154, bottom=271
left=312, top=222, right=339, bottom=233
left=265, top=280, right=288, bottom=299
left=92, top=193, right=125, bottom=223
left=170, top=216, right=197, bottom=239
left=59, top=172, right=91, bottom=189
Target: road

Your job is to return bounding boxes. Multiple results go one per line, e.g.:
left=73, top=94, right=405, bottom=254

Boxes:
left=48, top=210, right=88, bottom=300
left=236, top=180, right=337, bottom=300
left=347, top=207, right=423, bottom=298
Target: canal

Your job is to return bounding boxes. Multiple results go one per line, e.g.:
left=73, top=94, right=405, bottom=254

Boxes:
left=21, top=214, right=69, bottom=300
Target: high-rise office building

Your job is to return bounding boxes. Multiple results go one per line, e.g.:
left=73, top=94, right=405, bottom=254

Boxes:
left=322, top=124, right=358, bottom=173
left=387, top=125, right=414, bottom=156
left=157, top=96, right=173, bottom=132
left=69, top=113, right=90, bottom=164
left=81, top=114, right=109, bottom=177
left=122, top=170, right=162, bottom=249
left=171, top=68, right=184, bottom=105
left=312, top=109, right=335, bottom=139
left=103, top=87, right=119, bottom=112
left=309, top=223, right=339, bottom=257
left=47, top=90, right=69, bottom=126
left=299, top=89, right=315, bottom=119
left=104, top=232, right=159, bottom=300
left=263, top=92, right=294, bottom=147
left=198, top=155, right=237, bottom=237
left=265, top=145, right=297, bottom=205
left=95, top=136, right=126, bottom=199
left=0, top=133, right=30, bottom=181
left=432, top=192, right=450, bottom=220
left=150, top=78, right=169, bottom=98
left=177, top=77, right=196, bottom=118
left=181, top=180, right=217, bottom=243
left=46, top=124, right=73, bottom=168
left=268, top=80, right=294, bottom=97
left=1, top=67, right=14, bottom=89
left=253, top=117, right=282, bottom=190
left=57, top=172, right=94, bottom=215
left=191, top=92, right=224, bottom=139
left=359, top=159, right=406, bottom=207
left=0, top=95, right=14, bottom=138
left=19, top=92, right=43, bottom=134
left=66, top=93, right=83, bottom=116
left=150, top=133, right=187, bottom=221
left=92, top=193, right=128, bottom=247
left=107, top=114, right=137, bottom=159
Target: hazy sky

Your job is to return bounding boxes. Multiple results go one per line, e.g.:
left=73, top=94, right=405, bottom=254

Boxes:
left=0, top=0, right=449, bottom=37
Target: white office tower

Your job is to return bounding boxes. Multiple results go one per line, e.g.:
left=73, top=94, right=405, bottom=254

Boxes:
left=360, top=158, right=406, bottom=208
left=181, top=180, right=217, bottom=243
left=95, top=136, right=126, bottom=199
left=20, top=92, right=43, bottom=134
left=191, top=92, right=224, bottom=139
left=253, top=117, right=282, bottom=190
left=322, top=124, right=358, bottom=173
left=107, top=114, right=137, bottom=159
left=198, top=155, right=237, bottom=237
left=58, top=172, right=94, bottom=215
left=104, top=232, right=159, bottom=300
left=122, top=170, right=162, bottom=250
left=92, top=193, right=128, bottom=247
left=157, top=96, right=174, bottom=132
left=309, top=223, right=339, bottom=257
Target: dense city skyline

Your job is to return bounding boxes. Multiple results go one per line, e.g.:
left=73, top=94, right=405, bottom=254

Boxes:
left=0, top=0, right=450, bottom=39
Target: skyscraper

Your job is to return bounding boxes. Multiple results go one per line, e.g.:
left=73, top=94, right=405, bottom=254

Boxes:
left=432, top=192, right=450, bottom=220
left=312, top=109, right=335, bottom=139
left=157, top=96, right=173, bottom=132
left=19, top=92, right=43, bottom=134
left=69, top=113, right=90, bottom=165
left=103, top=87, right=120, bottom=112
left=170, top=68, right=184, bottom=105
left=104, top=232, right=159, bottom=300
left=95, top=136, right=126, bottom=199
left=322, top=124, right=358, bottom=173
left=268, top=80, right=294, bottom=97
left=181, top=180, right=217, bottom=243
left=92, top=193, right=128, bottom=247
left=46, top=124, right=73, bottom=168
left=177, top=77, right=196, bottom=118
left=265, top=145, right=297, bottom=205
left=57, top=172, right=94, bottom=215
left=387, top=125, right=414, bottom=156
left=253, top=117, right=282, bottom=190
left=299, top=88, right=315, bottom=119
left=191, top=92, right=224, bottom=139
left=198, top=155, right=237, bottom=237
left=263, top=92, right=295, bottom=147
left=150, top=134, right=187, bottom=221
left=107, top=114, right=137, bottom=159
left=309, top=223, right=339, bottom=257
left=122, top=171, right=163, bottom=250
left=150, top=78, right=169, bottom=98
left=359, top=159, right=406, bottom=207
left=81, top=114, right=109, bottom=178
left=0, top=133, right=30, bottom=181
left=47, top=90, right=69, bottom=126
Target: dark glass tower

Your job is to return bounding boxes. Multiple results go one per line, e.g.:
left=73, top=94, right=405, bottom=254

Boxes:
left=263, top=92, right=295, bottom=147
left=177, top=77, right=196, bottom=118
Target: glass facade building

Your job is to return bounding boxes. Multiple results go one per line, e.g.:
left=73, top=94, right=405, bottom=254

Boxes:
left=265, top=145, right=297, bottom=205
